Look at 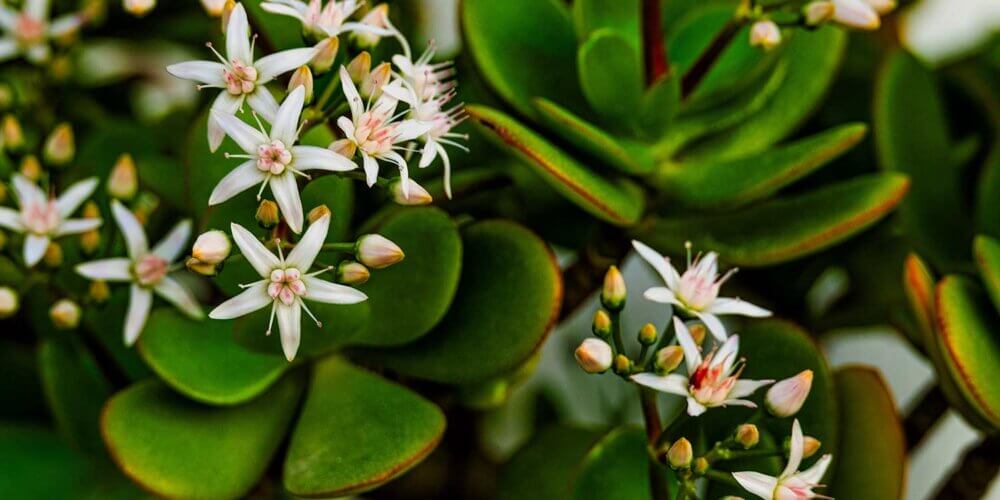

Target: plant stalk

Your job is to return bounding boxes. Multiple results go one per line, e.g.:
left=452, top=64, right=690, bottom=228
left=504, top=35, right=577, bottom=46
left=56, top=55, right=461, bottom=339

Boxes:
left=642, top=0, right=669, bottom=84
left=680, top=19, right=742, bottom=99
left=639, top=387, right=670, bottom=500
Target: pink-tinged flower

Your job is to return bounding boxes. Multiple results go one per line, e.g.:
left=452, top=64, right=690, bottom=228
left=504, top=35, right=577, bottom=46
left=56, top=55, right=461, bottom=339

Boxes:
left=260, top=0, right=392, bottom=41
left=209, top=85, right=357, bottom=233
left=0, top=175, right=101, bottom=267
left=831, top=0, right=881, bottom=29
left=76, top=201, right=203, bottom=345
left=632, top=318, right=773, bottom=416
left=733, top=419, right=833, bottom=500
left=166, top=3, right=317, bottom=152
left=0, top=0, right=86, bottom=65
left=766, top=370, right=814, bottom=418
left=208, top=214, right=367, bottom=361
left=632, top=240, right=771, bottom=341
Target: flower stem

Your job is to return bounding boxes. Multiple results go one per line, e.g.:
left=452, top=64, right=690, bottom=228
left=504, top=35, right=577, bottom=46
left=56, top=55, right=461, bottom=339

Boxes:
left=680, top=19, right=743, bottom=99
left=704, top=469, right=740, bottom=487
left=638, top=387, right=670, bottom=500
left=610, top=309, right=627, bottom=356
left=642, top=0, right=669, bottom=84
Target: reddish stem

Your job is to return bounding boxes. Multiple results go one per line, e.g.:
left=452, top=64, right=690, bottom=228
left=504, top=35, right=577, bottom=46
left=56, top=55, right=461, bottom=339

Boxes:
left=681, top=20, right=740, bottom=99
left=642, top=0, right=669, bottom=84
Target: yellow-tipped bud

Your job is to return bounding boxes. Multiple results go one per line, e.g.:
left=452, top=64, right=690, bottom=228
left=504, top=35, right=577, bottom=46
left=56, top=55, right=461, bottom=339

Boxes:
left=43, top=242, right=63, bottom=268
left=310, top=37, right=340, bottom=74
left=50, top=299, right=81, bottom=330
left=19, top=155, right=42, bottom=181
left=613, top=354, right=631, bottom=375
left=83, top=201, right=101, bottom=219
left=667, top=438, right=693, bottom=469
left=749, top=20, right=782, bottom=51
left=123, top=0, right=156, bottom=17
left=689, top=323, right=707, bottom=346
left=192, top=230, right=231, bottom=265
left=255, top=199, right=280, bottom=228
left=289, top=66, right=314, bottom=104
left=802, top=436, right=821, bottom=458
left=638, top=323, right=657, bottom=346
left=108, top=153, right=139, bottom=200
left=44, top=123, right=75, bottom=166
left=803, top=1, right=835, bottom=25
left=693, top=457, right=709, bottom=474
left=601, top=265, right=626, bottom=310
left=346, top=52, right=371, bottom=84
left=308, top=204, right=331, bottom=224
left=575, top=338, right=613, bottom=374
left=2, top=114, right=24, bottom=151
left=337, top=261, right=370, bottom=285
left=221, top=0, right=237, bottom=33
left=200, top=0, right=226, bottom=16
left=390, top=179, right=433, bottom=206
left=654, top=346, right=684, bottom=373
left=88, top=280, right=110, bottom=303
left=0, top=286, right=19, bottom=318
left=736, top=424, right=760, bottom=449
left=592, top=309, right=612, bottom=339
left=361, top=62, right=391, bottom=99
left=766, top=370, right=813, bottom=417
left=352, top=4, right=389, bottom=48
left=356, top=234, right=404, bottom=269
left=80, top=230, right=101, bottom=254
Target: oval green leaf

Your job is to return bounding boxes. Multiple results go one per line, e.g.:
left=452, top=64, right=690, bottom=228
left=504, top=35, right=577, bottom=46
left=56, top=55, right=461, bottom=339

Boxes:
left=571, top=427, right=657, bottom=500
left=578, top=30, right=643, bottom=128
left=499, top=425, right=603, bottom=500
left=38, top=334, right=112, bottom=454
left=572, top=0, right=640, bottom=50
left=283, top=357, right=445, bottom=497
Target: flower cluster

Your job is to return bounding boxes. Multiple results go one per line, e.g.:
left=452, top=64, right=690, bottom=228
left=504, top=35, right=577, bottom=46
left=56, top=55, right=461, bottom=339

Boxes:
left=745, top=0, right=896, bottom=51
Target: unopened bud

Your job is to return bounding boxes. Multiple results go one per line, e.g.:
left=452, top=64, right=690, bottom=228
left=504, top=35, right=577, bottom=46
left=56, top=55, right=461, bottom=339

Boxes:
left=288, top=66, right=314, bottom=104
left=201, top=0, right=226, bottom=16
left=735, top=424, right=760, bottom=449
left=750, top=20, right=782, bottom=50
left=220, top=0, right=236, bottom=32
left=108, top=153, right=138, bottom=200
left=337, top=260, right=370, bottom=285
left=575, top=338, right=613, bottom=374
left=667, top=438, right=693, bottom=469
left=600, top=265, right=626, bottom=310
left=352, top=4, right=390, bottom=48
left=50, top=299, right=81, bottom=329
left=766, top=370, right=813, bottom=417
left=80, top=230, right=100, bottom=254
left=803, top=1, right=835, bottom=25
left=123, top=0, right=155, bottom=16
left=0, top=84, right=13, bottom=111
left=0, top=287, right=19, bottom=318
left=689, top=323, right=707, bottom=346
left=82, top=201, right=100, bottom=219
left=44, top=123, right=75, bottom=166
left=863, top=0, right=895, bottom=14
left=592, top=309, right=611, bottom=338
left=693, top=457, right=709, bottom=474
left=356, top=234, right=404, bottom=269
left=19, top=155, right=42, bottom=181
left=88, top=280, right=110, bottom=303
left=391, top=179, right=432, bottom=206
left=307, top=205, right=331, bottom=224
left=802, top=437, right=821, bottom=458
left=192, top=230, right=231, bottom=265
left=329, top=138, right=356, bottom=158
left=2, top=114, right=23, bottom=151
left=831, top=0, right=880, bottom=30
left=654, top=346, right=684, bottom=373
left=638, top=323, right=657, bottom=346
left=186, top=257, right=218, bottom=276
left=346, top=52, right=371, bottom=84
left=43, top=242, right=63, bottom=268
left=311, top=37, right=340, bottom=74
left=361, top=62, right=391, bottom=99
left=256, top=199, right=280, bottom=228
left=613, top=354, right=631, bottom=375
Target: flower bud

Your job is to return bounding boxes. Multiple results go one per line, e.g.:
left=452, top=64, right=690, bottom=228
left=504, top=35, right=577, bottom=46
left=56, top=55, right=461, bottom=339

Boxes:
left=361, top=62, right=391, bottom=99
left=108, top=153, right=138, bottom=200
left=329, top=138, right=357, bottom=158
left=803, top=1, right=835, bottom=25
left=765, top=370, right=813, bottom=417
left=221, top=0, right=236, bottom=33
left=592, top=309, right=611, bottom=338
left=863, top=0, right=895, bottom=14
left=689, top=323, right=707, bottom=346
left=0, top=84, right=14, bottom=111
left=613, top=354, right=631, bottom=375
left=356, top=234, right=404, bottom=269
left=654, top=346, right=684, bottom=373
left=667, top=438, right=693, bottom=469
left=50, top=299, right=81, bottom=329
left=43, top=242, right=63, bottom=268
left=256, top=199, right=280, bottom=228
left=44, top=123, right=75, bottom=166
left=750, top=20, right=782, bottom=50
left=308, top=204, right=331, bottom=224
left=638, top=323, right=657, bottom=346
left=391, top=179, right=432, bottom=206
left=186, top=257, right=218, bottom=276
left=601, top=265, right=626, bottom=311
left=802, top=436, right=821, bottom=458
left=310, top=37, right=340, bottom=74
left=337, top=261, right=370, bottom=285
left=88, top=280, right=110, bottom=303
left=123, top=0, right=155, bottom=16
left=19, top=155, right=42, bottom=181
left=735, top=424, right=760, bottom=449
left=346, top=52, right=371, bottom=84
left=693, top=457, right=709, bottom=474
left=575, top=338, right=613, bottom=374
left=352, top=4, right=390, bottom=48
left=2, top=114, right=24, bottom=151
left=831, top=0, right=880, bottom=30
left=192, top=230, right=231, bottom=265
left=0, top=287, right=19, bottom=318
left=288, top=66, right=314, bottom=104
left=201, top=0, right=226, bottom=16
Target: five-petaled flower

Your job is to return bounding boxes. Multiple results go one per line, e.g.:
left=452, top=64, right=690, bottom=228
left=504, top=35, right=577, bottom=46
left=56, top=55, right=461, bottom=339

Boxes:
left=733, top=419, right=833, bottom=500
left=166, top=3, right=317, bottom=152
left=260, top=0, right=392, bottom=41
left=76, top=201, right=203, bottom=345
left=208, top=214, right=368, bottom=361
left=632, top=317, right=773, bottom=416
left=632, top=240, right=771, bottom=341
left=0, top=175, right=101, bottom=267
left=0, top=0, right=86, bottom=65
left=209, top=85, right=357, bottom=233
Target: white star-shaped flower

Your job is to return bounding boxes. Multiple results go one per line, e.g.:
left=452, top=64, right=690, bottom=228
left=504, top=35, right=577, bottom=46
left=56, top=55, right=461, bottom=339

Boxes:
left=260, top=0, right=392, bottom=40
left=0, top=0, right=85, bottom=65
left=0, top=175, right=101, bottom=267
left=632, top=240, right=772, bottom=341
left=208, top=214, right=367, bottom=361
left=166, top=3, right=317, bottom=152
left=209, top=85, right=357, bottom=233
left=76, top=201, right=204, bottom=345
left=733, top=419, right=834, bottom=499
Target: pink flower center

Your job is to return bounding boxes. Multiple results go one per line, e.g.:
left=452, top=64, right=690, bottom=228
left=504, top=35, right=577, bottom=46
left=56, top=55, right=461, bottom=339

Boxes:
left=354, top=110, right=396, bottom=156
left=223, top=60, right=257, bottom=95
left=22, top=200, right=60, bottom=235
left=15, top=15, right=45, bottom=46
left=268, top=267, right=306, bottom=306
left=688, top=351, right=740, bottom=406
left=134, top=254, right=169, bottom=287
left=306, top=0, right=349, bottom=34
left=256, top=140, right=292, bottom=175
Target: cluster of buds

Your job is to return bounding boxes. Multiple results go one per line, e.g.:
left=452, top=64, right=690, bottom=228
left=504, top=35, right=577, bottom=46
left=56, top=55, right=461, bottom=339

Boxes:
left=745, top=0, right=896, bottom=51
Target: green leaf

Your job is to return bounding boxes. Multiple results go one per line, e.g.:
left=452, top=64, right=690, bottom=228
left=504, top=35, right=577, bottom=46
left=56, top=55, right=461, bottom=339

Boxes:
left=0, top=340, right=47, bottom=420
left=101, top=373, right=305, bottom=499
left=830, top=367, right=906, bottom=499
left=81, top=289, right=153, bottom=381
left=653, top=124, right=867, bottom=210
left=875, top=50, right=971, bottom=270
left=499, top=425, right=603, bottom=500
left=467, top=105, right=645, bottom=226
left=357, top=220, right=561, bottom=384
left=354, top=207, right=463, bottom=346
left=578, top=30, right=643, bottom=128
left=639, top=173, right=910, bottom=266
left=38, top=334, right=112, bottom=454
left=462, top=0, right=586, bottom=120
left=300, top=170, right=355, bottom=242
left=571, top=427, right=656, bottom=500
left=533, top=98, right=654, bottom=174
left=973, top=235, right=1000, bottom=313
left=136, top=309, right=288, bottom=405
left=637, top=75, right=681, bottom=139
left=283, top=357, right=445, bottom=497
left=934, top=275, right=1000, bottom=428
left=572, top=0, right=641, bottom=51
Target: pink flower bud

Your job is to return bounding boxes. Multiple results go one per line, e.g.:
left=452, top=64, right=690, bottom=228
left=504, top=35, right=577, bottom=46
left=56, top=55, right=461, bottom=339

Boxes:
left=192, top=230, right=231, bottom=265
left=356, top=234, right=404, bottom=269
left=574, top=338, right=612, bottom=374
left=391, top=179, right=432, bottom=206
left=766, top=370, right=813, bottom=417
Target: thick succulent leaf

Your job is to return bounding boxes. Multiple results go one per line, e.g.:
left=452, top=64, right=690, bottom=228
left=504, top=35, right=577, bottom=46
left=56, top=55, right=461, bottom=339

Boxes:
left=977, top=149, right=1000, bottom=239
left=462, top=0, right=586, bottom=120
left=534, top=98, right=654, bottom=174
left=38, top=335, right=112, bottom=455
left=639, top=173, right=910, bottom=266
left=467, top=105, right=645, bottom=226
left=637, top=74, right=681, bottom=139
left=357, top=220, right=561, bottom=384
left=652, top=123, right=867, bottom=210
left=101, top=374, right=305, bottom=498
left=354, top=207, right=463, bottom=346
left=136, top=309, right=287, bottom=405
left=973, top=235, right=1000, bottom=312
left=499, top=426, right=603, bottom=500
left=934, top=275, right=1000, bottom=428
left=830, top=367, right=906, bottom=498
left=875, top=50, right=971, bottom=270
left=578, top=30, right=643, bottom=129
left=572, top=0, right=640, bottom=50
left=283, top=357, right=445, bottom=497
left=571, top=427, right=665, bottom=500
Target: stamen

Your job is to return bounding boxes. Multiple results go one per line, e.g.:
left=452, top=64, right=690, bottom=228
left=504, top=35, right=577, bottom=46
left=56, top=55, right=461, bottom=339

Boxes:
left=256, top=178, right=269, bottom=200
left=266, top=304, right=276, bottom=335
left=252, top=112, right=269, bottom=136
left=206, top=42, right=229, bottom=66
left=685, top=241, right=693, bottom=267
left=289, top=168, right=311, bottom=179
left=299, top=300, right=323, bottom=328
left=249, top=34, right=258, bottom=58
left=226, top=153, right=255, bottom=159
left=275, top=238, right=285, bottom=262
left=306, top=265, right=335, bottom=277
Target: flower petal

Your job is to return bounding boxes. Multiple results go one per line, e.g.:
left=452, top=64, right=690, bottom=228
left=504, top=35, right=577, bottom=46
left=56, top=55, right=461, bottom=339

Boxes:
left=0, top=39, right=18, bottom=63
left=783, top=419, right=805, bottom=478
left=361, top=152, right=379, bottom=187
left=686, top=397, right=707, bottom=416
left=674, top=317, right=703, bottom=373
left=24, top=0, right=49, bottom=22
left=246, top=87, right=280, bottom=123
left=76, top=258, right=132, bottom=282
left=381, top=150, right=410, bottom=195
left=632, top=240, right=681, bottom=289
left=48, top=15, right=83, bottom=38
left=270, top=174, right=303, bottom=234
left=285, top=213, right=328, bottom=270
left=111, top=200, right=148, bottom=259
left=56, top=177, right=98, bottom=217
left=339, top=66, right=363, bottom=120
left=722, top=399, right=758, bottom=409
left=436, top=142, right=453, bottom=199
left=230, top=223, right=279, bottom=277
left=23, top=234, right=50, bottom=267
left=732, top=471, right=778, bottom=500
left=695, top=311, right=728, bottom=342
left=795, top=453, right=833, bottom=485
left=291, top=145, right=357, bottom=172
left=256, top=47, right=317, bottom=84
left=730, top=379, right=775, bottom=399
left=714, top=334, right=740, bottom=372
left=155, top=276, right=204, bottom=319
left=12, top=174, right=45, bottom=208
left=707, top=297, right=772, bottom=317
left=209, top=160, right=266, bottom=205
left=225, top=3, right=252, bottom=63
left=211, top=110, right=267, bottom=154
left=270, top=85, right=305, bottom=145
left=259, top=2, right=305, bottom=21
left=0, top=207, right=24, bottom=232
left=124, top=285, right=153, bottom=346
left=209, top=282, right=271, bottom=319
left=337, top=115, right=355, bottom=138
left=209, top=93, right=244, bottom=152
left=392, top=119, right=432, bottom=144
left=276, top=302, right=301, bottom=361
left=166, top=60, right=225, bottom=86
left=303, top=276, right=368, bottom=304
left=152, top=219, right=192, bottom=262
left=644, top=286, right=682, bottom=306
left=56, top=218, right=101, bottom=236
left=631, top=373, right=690, bottom=397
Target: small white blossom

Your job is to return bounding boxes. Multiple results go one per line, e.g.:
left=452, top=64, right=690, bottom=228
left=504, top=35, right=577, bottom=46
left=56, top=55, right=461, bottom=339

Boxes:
left=76, top=201, right=203, bottom=345
left=260, top=0, right=392, bottom=40
left=831, top=0, right=881, bottom=29
left=733, top=419, right=833, bottom=500
left=208, top=214, right=368, bottom=361
left=632, top=240, right=771, bottom=341
left=0, top=0, right=85, bottom=65
left=166, top=3, right=317, bottom=152
left=0, top=175, right=101, bottom=267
